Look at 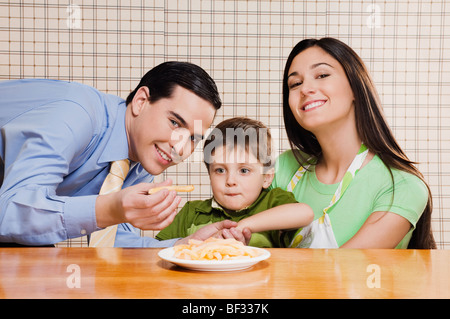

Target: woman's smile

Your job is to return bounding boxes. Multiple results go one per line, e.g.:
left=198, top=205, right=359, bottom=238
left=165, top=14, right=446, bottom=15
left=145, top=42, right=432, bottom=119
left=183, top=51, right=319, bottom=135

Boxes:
left=302, top=99, right=327, bottom=112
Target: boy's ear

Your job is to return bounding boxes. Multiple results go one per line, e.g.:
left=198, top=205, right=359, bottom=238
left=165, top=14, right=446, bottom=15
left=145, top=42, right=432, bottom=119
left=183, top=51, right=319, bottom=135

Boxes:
left=130, top=86, right=150, bottom=116
left=262, top=167, right=274, bottom=189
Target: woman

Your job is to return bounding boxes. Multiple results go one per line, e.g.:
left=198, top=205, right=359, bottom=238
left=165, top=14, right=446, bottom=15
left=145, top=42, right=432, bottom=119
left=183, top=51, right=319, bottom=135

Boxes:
left=271, top=38, right=435, bottom=249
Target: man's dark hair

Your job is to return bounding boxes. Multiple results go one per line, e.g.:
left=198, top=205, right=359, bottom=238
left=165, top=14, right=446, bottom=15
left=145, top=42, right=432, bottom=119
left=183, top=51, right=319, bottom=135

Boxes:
left=126, top=61, right=221, bottom=110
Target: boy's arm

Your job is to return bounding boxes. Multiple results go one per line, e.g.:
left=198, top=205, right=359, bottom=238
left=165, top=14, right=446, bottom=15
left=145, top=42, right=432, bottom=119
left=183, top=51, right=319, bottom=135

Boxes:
left=236, top=203, right=314, bottom=233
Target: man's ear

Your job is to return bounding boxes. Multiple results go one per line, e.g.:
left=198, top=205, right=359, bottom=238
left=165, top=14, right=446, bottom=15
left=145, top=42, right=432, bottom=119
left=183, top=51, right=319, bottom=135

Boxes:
left=130, top=86, right=150, bottom=116
left=262, top=167, right=274, bottom=189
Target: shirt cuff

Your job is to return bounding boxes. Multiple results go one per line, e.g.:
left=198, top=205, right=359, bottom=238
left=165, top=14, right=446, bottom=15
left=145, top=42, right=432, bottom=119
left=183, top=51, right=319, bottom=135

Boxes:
left=63, top=195, right=98, bottom=239
left=139, top=237, right=180, bottom=248
left=114, top=223, right=180, bottom=247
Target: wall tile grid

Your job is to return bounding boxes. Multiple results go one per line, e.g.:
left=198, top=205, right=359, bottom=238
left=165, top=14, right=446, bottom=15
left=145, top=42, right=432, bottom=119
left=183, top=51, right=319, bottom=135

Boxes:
left=0, top=0, right=448, bottom=248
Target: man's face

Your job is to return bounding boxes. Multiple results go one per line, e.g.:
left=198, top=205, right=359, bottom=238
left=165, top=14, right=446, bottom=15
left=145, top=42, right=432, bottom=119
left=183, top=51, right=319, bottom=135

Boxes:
left=126, top=85, right=216, bottom=175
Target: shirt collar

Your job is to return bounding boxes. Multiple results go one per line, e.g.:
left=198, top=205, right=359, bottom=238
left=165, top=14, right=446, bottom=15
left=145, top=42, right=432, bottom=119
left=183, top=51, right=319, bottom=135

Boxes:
left=199, top=189, right=268, bottom=218
left=98, top=99, right=129, bottom=164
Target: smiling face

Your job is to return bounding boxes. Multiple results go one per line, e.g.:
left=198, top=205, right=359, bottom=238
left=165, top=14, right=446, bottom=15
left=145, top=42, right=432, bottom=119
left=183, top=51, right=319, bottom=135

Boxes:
left=126, top=85, right=216, bottom=175
left=286, top=46, right=355, bottom=135
left=208, top=145, right=274, bottom=213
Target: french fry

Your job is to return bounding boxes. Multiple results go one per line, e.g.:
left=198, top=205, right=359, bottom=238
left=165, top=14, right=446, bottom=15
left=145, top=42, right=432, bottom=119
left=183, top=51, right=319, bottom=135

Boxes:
left=148, top=184, right=194, bottom=195
left=173, top=237, right=262, bottom=261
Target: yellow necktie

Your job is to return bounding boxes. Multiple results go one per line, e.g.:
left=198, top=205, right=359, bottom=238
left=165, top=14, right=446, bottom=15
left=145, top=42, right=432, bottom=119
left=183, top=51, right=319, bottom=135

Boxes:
left=89, top=159, right=130, bottom=247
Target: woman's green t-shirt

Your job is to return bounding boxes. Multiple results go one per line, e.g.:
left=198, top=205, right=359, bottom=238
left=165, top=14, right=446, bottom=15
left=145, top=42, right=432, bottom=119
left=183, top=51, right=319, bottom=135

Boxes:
left=271, top=150, right=428, bottom=248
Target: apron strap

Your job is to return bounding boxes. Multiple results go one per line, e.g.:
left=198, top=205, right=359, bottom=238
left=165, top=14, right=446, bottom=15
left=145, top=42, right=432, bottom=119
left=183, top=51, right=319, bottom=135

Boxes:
left=322, top=143, right=368, bottom=214
left=286, top=144, right=369, bottom=248
left=287, top=144, right=368, bottom=213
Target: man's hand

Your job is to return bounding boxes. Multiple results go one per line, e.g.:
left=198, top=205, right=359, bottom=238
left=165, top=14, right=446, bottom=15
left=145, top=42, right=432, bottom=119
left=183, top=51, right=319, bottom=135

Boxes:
left=95, top=179, right=181, bottom=230
left=175, top=220, right=253, bottom=246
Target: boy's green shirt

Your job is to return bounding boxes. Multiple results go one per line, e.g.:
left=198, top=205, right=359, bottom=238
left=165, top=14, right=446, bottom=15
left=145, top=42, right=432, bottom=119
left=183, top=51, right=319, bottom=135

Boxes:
left=156, top=187, right=298, bottom=247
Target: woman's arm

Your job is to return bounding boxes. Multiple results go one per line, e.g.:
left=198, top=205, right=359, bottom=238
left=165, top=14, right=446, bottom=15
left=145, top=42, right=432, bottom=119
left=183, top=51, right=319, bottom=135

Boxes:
left=236, top=203, right=314, bottom=233
left=340, top=211, right=411, bottom=248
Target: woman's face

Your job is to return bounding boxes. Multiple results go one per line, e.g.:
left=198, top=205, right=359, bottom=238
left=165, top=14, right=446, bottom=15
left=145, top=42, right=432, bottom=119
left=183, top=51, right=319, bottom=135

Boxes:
left=286, top=46, right=355, bottom=135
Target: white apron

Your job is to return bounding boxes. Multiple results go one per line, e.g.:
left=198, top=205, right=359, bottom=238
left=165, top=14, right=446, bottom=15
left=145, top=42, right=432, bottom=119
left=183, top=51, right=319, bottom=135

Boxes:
left=287, top=144, right=369, bottom=248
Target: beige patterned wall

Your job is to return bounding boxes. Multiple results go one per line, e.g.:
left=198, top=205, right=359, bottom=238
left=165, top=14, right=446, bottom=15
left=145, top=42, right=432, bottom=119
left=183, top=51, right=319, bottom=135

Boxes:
left=1, top=0, right=449, bottom=248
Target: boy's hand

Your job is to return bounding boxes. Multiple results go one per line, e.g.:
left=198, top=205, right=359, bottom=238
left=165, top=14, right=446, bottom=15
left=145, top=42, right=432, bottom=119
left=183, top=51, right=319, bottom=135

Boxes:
left=221, top=226, right=252, bottom=245
left=175, top=220, right=252, bottom=245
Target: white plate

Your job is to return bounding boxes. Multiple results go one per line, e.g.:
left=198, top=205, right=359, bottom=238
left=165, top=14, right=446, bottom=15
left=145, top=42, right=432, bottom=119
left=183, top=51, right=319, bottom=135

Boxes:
left=158, top=246, right=270, bottom=272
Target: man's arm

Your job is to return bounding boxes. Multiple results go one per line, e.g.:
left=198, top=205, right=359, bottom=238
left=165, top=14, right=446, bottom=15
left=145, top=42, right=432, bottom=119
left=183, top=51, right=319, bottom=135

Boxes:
left=0, top=102, right=97, bottom=245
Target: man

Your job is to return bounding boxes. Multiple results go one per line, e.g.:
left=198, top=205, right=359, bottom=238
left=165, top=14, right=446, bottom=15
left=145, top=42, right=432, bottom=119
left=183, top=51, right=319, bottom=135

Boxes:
left=0, top=61, right=249, bottom=247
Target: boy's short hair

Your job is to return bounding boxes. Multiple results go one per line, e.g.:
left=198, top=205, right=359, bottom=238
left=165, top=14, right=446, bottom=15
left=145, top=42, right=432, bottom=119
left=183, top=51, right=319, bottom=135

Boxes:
left=203, top=117, right=272, bottom=171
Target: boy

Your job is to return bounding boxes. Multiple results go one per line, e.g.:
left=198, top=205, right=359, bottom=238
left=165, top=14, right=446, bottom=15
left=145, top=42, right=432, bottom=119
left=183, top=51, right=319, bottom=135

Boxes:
left=156, top=117, right=313, bottom=247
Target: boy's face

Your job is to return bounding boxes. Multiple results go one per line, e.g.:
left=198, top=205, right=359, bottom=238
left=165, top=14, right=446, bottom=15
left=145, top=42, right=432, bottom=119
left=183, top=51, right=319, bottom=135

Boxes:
left=208, top=145, right=274, bottom=212
left=126, top=85, right=216, bottom=175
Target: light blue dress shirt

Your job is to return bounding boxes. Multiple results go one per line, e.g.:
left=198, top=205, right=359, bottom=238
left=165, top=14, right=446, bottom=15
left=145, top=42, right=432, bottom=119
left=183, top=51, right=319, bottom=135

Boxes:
left=0, top=79, right=178, bottom=247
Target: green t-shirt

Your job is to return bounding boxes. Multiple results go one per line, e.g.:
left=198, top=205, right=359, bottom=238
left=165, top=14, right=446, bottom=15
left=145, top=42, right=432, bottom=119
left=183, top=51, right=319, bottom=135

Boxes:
left=156, top=187, right=298, bottom=248
left=271, top=150, right=428, bottom=248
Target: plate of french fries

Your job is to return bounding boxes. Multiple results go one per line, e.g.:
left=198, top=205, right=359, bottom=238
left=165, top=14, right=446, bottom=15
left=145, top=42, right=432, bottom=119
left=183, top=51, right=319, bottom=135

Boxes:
left=158, top=237, right=270, bottom=271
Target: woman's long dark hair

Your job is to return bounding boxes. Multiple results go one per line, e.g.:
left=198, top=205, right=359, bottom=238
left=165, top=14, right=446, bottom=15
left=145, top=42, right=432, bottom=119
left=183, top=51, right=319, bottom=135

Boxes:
left=282, top=38, right=436, bottom=249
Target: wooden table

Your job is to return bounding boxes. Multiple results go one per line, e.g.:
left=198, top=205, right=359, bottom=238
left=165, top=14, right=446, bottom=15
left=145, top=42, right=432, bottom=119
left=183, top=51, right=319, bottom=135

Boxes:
left=0, top=248, right=449, bottom=299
